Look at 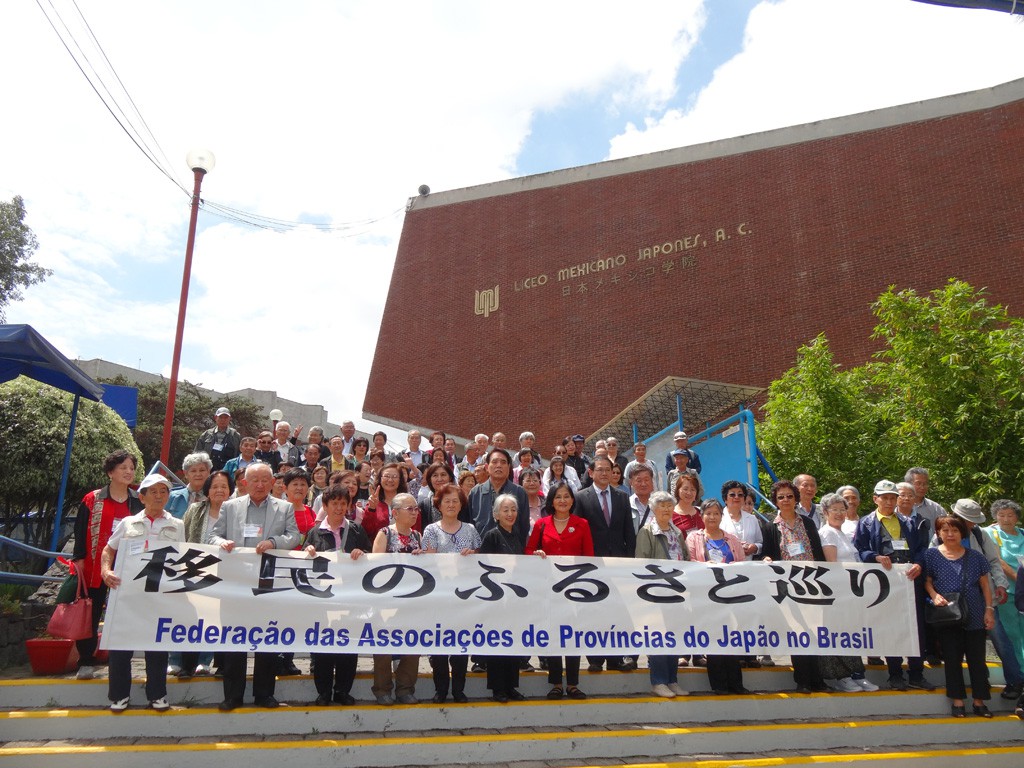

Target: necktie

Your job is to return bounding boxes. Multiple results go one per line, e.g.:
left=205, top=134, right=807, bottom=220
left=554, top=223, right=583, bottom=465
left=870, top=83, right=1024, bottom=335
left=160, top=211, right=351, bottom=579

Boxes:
left=601, top=489, right=611, bottom=525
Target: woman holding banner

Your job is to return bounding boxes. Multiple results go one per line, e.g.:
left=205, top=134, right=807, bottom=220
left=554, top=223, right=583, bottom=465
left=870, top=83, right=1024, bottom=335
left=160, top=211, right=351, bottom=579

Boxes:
left=422, top=484, right=481, bottom=703
left=526, top=483, right=592, bottom=700
left=762, top=479, right=829, bottom=694
left=479, top=493, right=527, bottom=702
left=179, top=469, right=234, bottom=678
left=303, top=484, right=370, bottom=706
left=687, top=498, right=749, bottom=695
left=635, top=491, right=689, bottom=698
left=370, top=493, right=423, bottom=705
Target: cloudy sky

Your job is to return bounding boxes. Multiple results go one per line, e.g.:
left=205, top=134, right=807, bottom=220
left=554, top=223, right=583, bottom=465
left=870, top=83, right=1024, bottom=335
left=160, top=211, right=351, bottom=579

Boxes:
left=3, top=0, right=1023, bottom=442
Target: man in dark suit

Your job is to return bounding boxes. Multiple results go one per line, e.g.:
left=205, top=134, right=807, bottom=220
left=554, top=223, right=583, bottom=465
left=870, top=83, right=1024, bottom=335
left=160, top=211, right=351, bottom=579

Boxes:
left=574, top=456, right=636, bottom=671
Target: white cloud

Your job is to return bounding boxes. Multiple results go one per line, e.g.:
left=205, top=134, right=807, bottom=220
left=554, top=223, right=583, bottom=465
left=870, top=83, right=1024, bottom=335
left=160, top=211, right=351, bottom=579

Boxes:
left=3, top=0, right=710, bottom=434
left=608, top=0, right=1024, bottom=159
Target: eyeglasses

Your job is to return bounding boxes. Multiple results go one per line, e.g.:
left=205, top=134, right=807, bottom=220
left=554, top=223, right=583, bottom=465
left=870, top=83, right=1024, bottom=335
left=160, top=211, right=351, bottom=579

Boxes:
left=727, top=492, right=745, bottom=498
left=381, top=475, right=399, bottom=481
left=775, top=494, right=795, bottom=500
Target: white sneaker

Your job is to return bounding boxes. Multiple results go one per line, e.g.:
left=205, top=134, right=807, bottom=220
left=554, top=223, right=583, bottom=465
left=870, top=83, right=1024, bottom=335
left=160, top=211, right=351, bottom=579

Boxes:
left=149, top=697, right=170, bottom=711
left=166, top=664, right=181, bottom=676
left=835, top=677, right=861, bottom=692
left=651, top=683, right=676, bottom=698
left=193, top=664, right=211, bottom=676
left=855, top=678, right=879, bottom=691
left=76, top=665, right=96, bottom=680
left=110, top=697, right=129, bottom=712
left=668, top=683, right=689, bottom=696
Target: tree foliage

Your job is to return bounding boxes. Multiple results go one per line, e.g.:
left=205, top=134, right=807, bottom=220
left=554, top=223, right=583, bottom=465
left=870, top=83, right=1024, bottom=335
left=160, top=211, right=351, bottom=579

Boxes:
left=759, top=280, right=1024, bottom=507
left=0, top=376, right=142, bottom=563
left=0, top=196, right=51, bottom=322
left=100, top=376, right=265, bottom=472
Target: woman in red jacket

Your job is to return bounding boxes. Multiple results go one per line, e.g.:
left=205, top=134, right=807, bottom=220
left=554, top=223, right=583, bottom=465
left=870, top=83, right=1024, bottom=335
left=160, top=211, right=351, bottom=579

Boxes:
left=71, top=449, right=142, bottom=680
left=526, top=482, right=593, bottom=700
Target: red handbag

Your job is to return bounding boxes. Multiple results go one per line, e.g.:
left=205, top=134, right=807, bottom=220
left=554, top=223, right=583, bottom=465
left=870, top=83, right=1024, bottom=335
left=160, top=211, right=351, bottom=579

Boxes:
left=46, top=574, right=93, bottom=641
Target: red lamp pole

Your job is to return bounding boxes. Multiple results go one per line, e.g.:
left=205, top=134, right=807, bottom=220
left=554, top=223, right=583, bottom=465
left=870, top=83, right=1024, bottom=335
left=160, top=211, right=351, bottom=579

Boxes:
left=160, top=152, right=214, bottom=468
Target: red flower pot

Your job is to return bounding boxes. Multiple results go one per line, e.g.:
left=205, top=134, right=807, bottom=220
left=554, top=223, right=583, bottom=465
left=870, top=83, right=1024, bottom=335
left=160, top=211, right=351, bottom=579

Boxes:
left=25, top=638, right=79, bottom=675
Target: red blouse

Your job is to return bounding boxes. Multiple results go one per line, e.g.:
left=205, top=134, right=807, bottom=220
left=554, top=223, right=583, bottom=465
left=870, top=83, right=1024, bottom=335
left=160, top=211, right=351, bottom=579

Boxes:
left=526, top=514, right=594, bottom=557
left=672, top=509, right=705, bottom=534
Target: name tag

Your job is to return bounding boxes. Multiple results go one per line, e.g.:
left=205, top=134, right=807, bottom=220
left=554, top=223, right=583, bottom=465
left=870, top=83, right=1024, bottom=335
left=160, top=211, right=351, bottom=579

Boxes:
left=786, top=542, right=805, bottom=557
left=243, top=524, right=262, bottom=539
left=708, top=547, right=725, bottom=563
left=212, top=442, right=224, bottom=452
left=127, top=539, right=146, bottom=556
left=892, top=539, right=908, bottom=551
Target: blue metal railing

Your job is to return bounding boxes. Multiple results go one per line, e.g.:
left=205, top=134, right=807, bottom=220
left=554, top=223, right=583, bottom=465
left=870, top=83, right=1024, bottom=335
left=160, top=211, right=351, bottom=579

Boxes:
left=0, top=535, right=66, bottom=585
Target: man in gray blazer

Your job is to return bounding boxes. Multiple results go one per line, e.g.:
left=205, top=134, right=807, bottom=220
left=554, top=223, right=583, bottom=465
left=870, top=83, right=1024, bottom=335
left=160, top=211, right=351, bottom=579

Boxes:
left=208, top=462, right=300, bottom=710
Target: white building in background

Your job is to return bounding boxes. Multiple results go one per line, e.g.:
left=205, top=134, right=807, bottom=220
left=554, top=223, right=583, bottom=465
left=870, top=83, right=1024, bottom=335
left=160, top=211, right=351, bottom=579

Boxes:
left=74, top=358, right=346, bottom=437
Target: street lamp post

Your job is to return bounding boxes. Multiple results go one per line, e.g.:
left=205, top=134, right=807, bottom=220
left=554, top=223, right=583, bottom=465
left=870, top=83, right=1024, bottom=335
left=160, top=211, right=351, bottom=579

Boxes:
left=160, top=149, right=215, bottom=468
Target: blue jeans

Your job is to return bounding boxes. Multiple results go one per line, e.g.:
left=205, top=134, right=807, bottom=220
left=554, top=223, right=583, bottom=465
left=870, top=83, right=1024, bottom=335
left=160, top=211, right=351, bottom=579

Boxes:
left=990, top=605, right=1024, bottom=687
left=648, top=655, right=678, bottom=686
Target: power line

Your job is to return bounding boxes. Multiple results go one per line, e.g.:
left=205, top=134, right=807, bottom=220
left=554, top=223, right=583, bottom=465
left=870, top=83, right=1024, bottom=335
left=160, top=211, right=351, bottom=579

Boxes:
left=34, top=0, right=401, bottom=235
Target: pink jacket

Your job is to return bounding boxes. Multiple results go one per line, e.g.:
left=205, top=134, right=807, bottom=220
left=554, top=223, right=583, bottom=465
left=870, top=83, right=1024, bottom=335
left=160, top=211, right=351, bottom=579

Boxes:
left=686, top=530, right=746, bottom=563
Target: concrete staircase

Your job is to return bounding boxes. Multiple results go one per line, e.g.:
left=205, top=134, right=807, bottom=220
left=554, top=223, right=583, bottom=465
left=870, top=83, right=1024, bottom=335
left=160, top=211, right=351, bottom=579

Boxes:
left=2, top=659, right=1023, bottom=767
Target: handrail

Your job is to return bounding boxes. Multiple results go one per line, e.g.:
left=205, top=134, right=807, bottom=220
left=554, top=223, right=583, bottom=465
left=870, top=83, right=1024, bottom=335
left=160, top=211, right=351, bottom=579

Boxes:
left=0, top=534, right=65, bottom=560
left=0, top=572, right=63, bottom=584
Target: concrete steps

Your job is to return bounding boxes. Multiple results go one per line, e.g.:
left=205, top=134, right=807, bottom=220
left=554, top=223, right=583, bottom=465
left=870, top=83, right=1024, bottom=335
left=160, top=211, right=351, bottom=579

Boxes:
left=2, top=661, right=1022, bottom=767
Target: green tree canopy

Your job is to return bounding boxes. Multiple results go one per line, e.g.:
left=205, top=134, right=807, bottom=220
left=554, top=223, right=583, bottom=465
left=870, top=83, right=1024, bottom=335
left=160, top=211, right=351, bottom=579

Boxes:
left=100, top=376, right=265, bottom=472
left=0, top=196, right=51, bottom=322
left=759, top=280, right=1024, bottom=508
left=0, top=375, right=142, bottom=561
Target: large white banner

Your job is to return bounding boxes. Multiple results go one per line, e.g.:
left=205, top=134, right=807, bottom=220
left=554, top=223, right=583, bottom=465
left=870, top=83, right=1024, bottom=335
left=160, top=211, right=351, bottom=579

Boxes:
left=102, top=544, right=921, bottom=657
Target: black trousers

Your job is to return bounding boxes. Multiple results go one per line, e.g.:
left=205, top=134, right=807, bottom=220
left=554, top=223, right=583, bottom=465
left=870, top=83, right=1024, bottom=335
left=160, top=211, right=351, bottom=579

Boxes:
left=706, top=655, right=743, bottom=692
left=108, top=650, right=168, bottom=702
left=938, top=626, right=990, bottom=701
left=430, top=655, right=468, bottom=696
left=221, top=651, right=277, bottom=702
left=792, top=655, right=825, bottom=688
left=544, top=656, right=580, bottom=687
left=485, top=656, right=520, bottom=694
left=311, top=653, right=357, bottom=698
left=75, top=584, right=108, bottom=666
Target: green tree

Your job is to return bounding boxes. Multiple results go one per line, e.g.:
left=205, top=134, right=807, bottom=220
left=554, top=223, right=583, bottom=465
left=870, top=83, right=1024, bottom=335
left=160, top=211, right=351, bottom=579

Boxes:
left=870, top=280, right=1024, bottom=503
left=758, top=333, right=897, bottom=497
left=0, top=196, right=51, bottom=322
left=0, top=376, right=142, bottom=568
left=759, top=280, right=1024, bottom=507
left=100, top=376, right=264, bottom=472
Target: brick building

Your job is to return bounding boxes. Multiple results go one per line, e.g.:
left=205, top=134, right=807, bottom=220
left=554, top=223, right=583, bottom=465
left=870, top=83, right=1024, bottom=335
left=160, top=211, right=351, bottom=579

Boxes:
left=364, top=77, right=1024, bottom=451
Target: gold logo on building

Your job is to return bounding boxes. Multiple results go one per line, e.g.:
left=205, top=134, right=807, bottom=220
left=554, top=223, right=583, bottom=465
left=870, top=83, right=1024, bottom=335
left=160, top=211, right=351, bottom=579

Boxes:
left=474, top=285, right=499, bottom=318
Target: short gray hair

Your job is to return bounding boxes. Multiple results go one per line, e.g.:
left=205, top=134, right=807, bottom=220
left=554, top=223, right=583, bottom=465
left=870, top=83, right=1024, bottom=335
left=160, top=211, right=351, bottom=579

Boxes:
left=492, top=493, right=518, bottom=520
left=836, top=485, right=860, bottom=501
left=904, top=467, right=929, bottom=482
left=819, top=492, right=848, bottom=512
left=182, top=452, right=212, bottom=472
left=649, top=491, right=674, bottom=509
left=991, top=499, right=1021, bottom=518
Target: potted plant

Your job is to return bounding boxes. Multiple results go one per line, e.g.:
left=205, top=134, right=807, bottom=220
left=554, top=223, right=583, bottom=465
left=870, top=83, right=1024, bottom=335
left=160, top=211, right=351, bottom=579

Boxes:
left=25, top=633, right=79, bottom=675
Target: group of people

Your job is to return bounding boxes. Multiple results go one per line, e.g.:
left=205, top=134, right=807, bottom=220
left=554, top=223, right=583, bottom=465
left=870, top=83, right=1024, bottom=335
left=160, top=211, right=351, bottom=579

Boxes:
left=70, top=411, right=1024, bottom=720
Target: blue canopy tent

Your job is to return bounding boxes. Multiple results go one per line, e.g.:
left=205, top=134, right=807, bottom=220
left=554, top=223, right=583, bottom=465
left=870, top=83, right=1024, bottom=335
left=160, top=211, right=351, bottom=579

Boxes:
left=0, top=324, right=105, bottom=557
